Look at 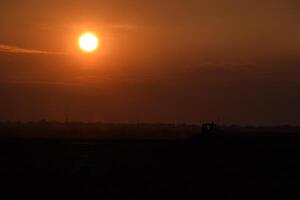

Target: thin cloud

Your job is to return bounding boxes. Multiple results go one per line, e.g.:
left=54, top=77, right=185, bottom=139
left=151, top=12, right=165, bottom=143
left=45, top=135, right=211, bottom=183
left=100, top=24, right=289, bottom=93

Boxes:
left=106, top=24, right=138, bottom=31
left=0, top=80, right=102, bottom=89
left=0, top=44, right=66, bottom=55
left=39, top=22, right=139, bottom=32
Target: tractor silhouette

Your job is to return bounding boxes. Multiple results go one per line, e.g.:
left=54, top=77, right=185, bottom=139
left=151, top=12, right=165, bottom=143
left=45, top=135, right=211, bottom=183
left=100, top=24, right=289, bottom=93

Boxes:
left=193, top=122, right=223, bottom=140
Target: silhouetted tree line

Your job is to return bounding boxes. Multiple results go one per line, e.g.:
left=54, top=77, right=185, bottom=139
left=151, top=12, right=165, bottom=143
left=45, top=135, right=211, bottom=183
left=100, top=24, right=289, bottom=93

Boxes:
left=0, top=121, right=201, bottom=140
left=0, top=121, right=300, bottom=140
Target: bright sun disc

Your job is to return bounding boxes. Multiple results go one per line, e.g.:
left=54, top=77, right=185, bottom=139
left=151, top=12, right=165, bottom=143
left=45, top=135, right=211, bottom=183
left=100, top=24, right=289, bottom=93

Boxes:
left=79, top=33, right=99, bottom=52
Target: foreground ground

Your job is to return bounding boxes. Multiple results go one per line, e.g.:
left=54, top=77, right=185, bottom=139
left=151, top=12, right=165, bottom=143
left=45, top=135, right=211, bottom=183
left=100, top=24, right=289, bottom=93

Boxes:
left=0, top=137, right=300, bottom=198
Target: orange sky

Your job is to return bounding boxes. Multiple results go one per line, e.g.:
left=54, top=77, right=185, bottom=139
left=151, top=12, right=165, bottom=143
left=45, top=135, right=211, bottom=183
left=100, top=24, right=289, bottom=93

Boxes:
left=0, top=0, right=299, bottom=125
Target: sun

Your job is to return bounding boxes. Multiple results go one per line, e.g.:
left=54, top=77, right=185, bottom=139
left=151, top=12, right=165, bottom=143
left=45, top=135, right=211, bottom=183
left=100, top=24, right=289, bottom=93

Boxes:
left=79, top=33, right=99, bottom=52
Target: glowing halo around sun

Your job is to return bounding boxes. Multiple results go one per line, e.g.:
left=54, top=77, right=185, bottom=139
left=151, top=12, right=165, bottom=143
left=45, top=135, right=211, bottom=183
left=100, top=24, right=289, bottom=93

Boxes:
left=79, top=33, right=99, bottom=52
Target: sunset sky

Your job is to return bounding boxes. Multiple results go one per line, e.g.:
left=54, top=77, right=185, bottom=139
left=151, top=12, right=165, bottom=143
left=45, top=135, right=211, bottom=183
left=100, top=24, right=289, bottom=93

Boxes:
left=0, top=0, right=299, bottom=125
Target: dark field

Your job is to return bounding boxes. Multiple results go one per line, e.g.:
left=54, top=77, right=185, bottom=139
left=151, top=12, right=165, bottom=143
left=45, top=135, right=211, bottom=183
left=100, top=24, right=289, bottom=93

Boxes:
left=1, top=136, right=300, bottom=198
